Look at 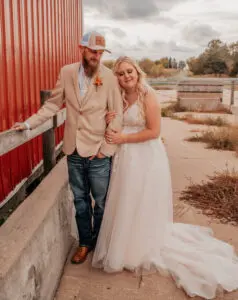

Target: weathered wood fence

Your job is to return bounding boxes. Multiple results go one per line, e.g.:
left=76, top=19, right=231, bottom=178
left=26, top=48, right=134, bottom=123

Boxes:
left=0, top=91, right=66, bottom=217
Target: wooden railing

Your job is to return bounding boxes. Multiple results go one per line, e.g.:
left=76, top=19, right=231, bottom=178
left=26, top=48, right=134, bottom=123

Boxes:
left=0, top=90, right=66, bottom=215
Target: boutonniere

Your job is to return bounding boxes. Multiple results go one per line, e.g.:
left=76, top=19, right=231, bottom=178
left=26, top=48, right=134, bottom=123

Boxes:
left=94, top=75, right=103, bottom=91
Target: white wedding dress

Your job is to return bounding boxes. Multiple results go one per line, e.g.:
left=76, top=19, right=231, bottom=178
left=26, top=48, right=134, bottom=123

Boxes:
left=92, top=101, right=238, bottom=299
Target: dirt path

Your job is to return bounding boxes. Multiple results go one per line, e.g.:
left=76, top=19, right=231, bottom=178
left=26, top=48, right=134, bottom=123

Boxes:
left=55, top=118, right=238, bottom=300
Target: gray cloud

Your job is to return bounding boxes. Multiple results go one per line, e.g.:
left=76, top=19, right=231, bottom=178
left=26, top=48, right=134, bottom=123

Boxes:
left=105, top=38, right=196, bottom=61
left=84, top=0, right=191, bottom=20
left=84, top=25, right=127, bottom=39
left=210, top=11, right=238, bottom=20
left=135, top=38, right=148, bottom=50
left=182, top=23, right=220, bottom=47
left=155, top=15, right=178, bottom=26
left=84, top=25, right=109, bottom=35
left=111, top=28, right=127, bottom=38
left=168, top=41, right=194, bottom=53
left=152, top=40, right=194, bottom=53
left=182, top=10, right=238, bottom=21
left=84, top=0, right=238, bottom=61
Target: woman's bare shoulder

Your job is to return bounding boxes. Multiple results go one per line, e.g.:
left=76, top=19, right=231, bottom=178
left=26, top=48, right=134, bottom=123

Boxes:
left=143, top=86, right=159, bottom=106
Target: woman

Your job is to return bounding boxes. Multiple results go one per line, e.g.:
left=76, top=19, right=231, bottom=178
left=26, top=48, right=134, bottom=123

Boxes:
left=92, top=56, right=238, bottom=299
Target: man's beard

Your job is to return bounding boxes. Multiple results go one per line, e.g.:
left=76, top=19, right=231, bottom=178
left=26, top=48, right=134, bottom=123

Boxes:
left=82, top=56, right=99, bottom=77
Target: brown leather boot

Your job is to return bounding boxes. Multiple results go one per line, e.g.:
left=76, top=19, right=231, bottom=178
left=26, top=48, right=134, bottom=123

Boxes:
left=71, top=246, right=91, bottom=264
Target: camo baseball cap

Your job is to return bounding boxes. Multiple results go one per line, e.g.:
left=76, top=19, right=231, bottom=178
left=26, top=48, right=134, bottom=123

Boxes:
left=80, top=31, right=111, bottom=53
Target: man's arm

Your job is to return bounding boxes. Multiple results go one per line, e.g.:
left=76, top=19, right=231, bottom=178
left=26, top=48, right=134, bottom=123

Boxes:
left=99, top=76, right=123, bottom=156
left=21, top=68, right=65, bottom=130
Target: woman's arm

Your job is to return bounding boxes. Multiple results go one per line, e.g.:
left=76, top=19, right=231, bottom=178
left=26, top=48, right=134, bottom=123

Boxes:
left=106, top=90, right=161, bottom=144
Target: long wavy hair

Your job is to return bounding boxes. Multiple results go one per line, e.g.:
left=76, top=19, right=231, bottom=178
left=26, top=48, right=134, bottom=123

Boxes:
left=113, top=56, right=150, bottom=117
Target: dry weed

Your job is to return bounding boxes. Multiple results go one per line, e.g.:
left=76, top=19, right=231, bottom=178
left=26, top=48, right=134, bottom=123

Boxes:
left=186, top=126, right=238, bottom=151
left=180, top=169, right=238, bottom=225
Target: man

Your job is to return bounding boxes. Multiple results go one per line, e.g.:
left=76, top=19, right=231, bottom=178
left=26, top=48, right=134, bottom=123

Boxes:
left=13, top=31, right=123, bottom=264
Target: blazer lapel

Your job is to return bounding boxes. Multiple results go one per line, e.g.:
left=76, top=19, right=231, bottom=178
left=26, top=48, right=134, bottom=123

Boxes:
left=72, top=62, right=82, bottom=108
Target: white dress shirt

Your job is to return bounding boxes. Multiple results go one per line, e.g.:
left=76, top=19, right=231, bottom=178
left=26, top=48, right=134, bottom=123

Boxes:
left=78, top=64, right=91, bottom=98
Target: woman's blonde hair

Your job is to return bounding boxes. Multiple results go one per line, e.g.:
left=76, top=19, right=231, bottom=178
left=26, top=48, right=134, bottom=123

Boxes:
left=113, top=56, right=150, bottom=116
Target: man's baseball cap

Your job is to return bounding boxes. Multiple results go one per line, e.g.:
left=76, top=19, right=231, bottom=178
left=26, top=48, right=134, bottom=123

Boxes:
left=80, top=31, right=111, bottom=53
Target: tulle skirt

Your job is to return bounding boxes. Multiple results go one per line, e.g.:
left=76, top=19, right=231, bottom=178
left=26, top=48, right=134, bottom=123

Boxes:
left=92, top=133, right=238, bottom=299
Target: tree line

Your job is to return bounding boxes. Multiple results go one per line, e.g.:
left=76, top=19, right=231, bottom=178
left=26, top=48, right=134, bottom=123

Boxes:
left=187, top=39, right=238, bottom=77
left=103, top=39, right=238, bottom=78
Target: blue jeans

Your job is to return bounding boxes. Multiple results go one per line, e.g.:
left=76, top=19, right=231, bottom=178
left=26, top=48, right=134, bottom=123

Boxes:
left=67, top=150, right=111, bottom=248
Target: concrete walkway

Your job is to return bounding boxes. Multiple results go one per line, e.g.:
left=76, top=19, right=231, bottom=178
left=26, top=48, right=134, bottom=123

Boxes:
left=55, top=118, right=238, bottom=300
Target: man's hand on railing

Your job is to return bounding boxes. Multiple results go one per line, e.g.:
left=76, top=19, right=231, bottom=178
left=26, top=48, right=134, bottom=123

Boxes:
left=12, top=122, right=29, bottom=131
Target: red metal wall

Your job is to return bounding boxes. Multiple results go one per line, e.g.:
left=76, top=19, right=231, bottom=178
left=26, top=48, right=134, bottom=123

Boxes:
left=0, top=0, right=83, bottom=202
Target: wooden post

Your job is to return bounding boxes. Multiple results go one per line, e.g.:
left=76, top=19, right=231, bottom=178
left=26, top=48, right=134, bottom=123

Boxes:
left=230, top=80, right=235, bottom=106
left=40, top=90, right=56, bottom=176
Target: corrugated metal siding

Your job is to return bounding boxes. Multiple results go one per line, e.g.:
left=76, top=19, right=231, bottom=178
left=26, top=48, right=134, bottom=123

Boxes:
left=0, top=0, right=83, bottom=202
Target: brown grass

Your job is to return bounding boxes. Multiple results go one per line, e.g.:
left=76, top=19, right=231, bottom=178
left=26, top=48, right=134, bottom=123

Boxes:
left=153, top=86, right=176, bottom=90
left=189, top=73, right=230, bottom=78
left=162, top=102, right=231, bottom=118
left=177, top=114, right=229, bottom=127
left=202, top=106, right=232, bottom=114
left=180, top=169, right=238, bottom=225
left=185, top=105, right=232, bottom=114
left=161, top=102, right=187, bottom=117
left=189, top=129, right=202, bottom=133
left=186, top=126, right=238, bottom=151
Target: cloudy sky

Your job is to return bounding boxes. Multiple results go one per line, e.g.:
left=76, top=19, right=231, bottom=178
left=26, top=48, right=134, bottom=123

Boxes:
left=83, top=0, right=238, bottom=62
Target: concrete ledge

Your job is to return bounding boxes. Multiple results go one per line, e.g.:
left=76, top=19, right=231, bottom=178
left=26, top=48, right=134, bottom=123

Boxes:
left=231, top=105, right=238, bottom=115
left=0, top=158, right=75, bottom=300
left=178, top=97, right=222, bottom=111
left=231, top=105, right=238, bottom=124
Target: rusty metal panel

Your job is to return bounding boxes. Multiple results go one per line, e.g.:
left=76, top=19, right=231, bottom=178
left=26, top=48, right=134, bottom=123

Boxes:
left=0, top=0, right=82, bottom=202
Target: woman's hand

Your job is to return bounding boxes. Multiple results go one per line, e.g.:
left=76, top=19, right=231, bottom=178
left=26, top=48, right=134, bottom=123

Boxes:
left=105, top=111, right=116, bottom=125
left=105, top=130, right=126, bottom=145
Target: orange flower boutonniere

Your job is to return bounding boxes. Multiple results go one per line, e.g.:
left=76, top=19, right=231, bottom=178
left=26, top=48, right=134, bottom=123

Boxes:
left=94, top=75, right=103, bottom=91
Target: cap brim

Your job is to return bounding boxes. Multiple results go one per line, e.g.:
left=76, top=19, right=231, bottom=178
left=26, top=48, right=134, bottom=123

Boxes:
left=93, top=47, right=111, bottom=54
left=86, top=45, right=111, bottom=54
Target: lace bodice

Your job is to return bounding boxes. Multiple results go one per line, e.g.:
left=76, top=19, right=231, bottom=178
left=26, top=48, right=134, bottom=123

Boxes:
left=123, top=102, right=145, bottom=133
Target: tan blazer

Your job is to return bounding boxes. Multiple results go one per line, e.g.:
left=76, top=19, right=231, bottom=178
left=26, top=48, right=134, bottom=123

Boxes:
left=26, top=62, right=123, bottom=157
